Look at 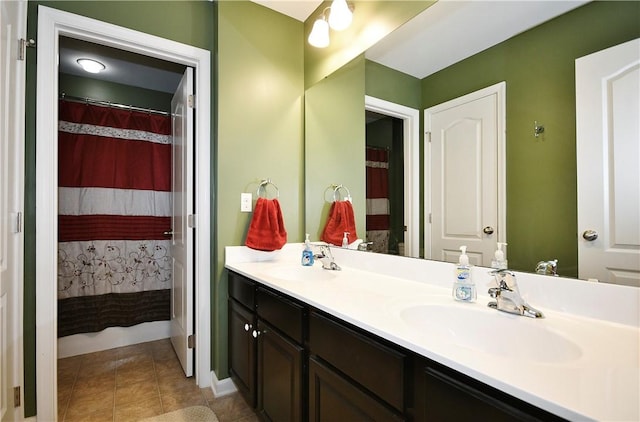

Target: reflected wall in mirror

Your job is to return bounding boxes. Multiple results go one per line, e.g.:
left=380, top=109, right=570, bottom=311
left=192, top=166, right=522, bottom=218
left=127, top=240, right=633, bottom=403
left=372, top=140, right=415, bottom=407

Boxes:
left=305, top=1, right=640, bottom=284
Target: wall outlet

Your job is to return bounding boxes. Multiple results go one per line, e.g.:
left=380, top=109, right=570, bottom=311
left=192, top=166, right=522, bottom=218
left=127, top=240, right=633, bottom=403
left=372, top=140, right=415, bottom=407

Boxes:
left=241, top=193, right=252, bottom=212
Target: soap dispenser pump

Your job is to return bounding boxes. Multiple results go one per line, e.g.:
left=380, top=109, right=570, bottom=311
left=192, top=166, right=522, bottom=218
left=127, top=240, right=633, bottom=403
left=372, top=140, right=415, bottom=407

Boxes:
left=491, top=242, right=508, bottom=270
left=453, top=246, right=476, bottom=302
left=301, top=234, right=314, bottom=266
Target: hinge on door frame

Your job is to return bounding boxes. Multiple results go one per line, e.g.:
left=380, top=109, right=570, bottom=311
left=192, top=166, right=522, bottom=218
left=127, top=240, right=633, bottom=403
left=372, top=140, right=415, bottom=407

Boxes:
left=18, top=38, right=36, bottom=61
left=426, top=131, right=432, bottom=143
left=187, top=334, right=195, bottom=349
left=428, top=213, right=432, bottom=224
left=188, top=94, right=195, bottom=109
left=12, top=212, right=23, bottom=233
left=14, top=386, right=21, bottom=407
left=187, top=214, right=197, bottom=228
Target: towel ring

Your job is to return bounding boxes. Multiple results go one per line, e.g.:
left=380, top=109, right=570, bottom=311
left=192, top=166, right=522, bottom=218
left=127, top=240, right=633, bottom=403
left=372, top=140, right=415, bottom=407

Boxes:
left=332, top=184, right=351, bottom=202
left=257, top=179, right=280, bottom=198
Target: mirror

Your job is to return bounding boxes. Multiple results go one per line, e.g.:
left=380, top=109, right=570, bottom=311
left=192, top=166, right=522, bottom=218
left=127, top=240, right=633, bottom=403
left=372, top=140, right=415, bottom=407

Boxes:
left=305, top=1, right=640, bottom=283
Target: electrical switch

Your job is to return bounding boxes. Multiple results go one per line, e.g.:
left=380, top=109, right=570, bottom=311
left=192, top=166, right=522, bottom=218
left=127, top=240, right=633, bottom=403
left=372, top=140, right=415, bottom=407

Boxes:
left=241, top=193, right=252, bottom=212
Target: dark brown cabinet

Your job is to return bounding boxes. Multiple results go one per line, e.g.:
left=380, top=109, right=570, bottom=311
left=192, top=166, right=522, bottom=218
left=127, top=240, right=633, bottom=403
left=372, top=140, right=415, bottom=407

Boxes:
left=228, top=272, right=306, bottom=422
left=413, top=360, right=566, bottom=422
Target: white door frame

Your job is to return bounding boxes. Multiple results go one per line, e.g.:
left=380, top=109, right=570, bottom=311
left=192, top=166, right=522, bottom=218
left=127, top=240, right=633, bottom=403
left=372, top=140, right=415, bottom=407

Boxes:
left=424, top=82, right=507, bottom=260
left=364, top=96, right=420, bottom=257
left=36, top=6, right=211, bottom=420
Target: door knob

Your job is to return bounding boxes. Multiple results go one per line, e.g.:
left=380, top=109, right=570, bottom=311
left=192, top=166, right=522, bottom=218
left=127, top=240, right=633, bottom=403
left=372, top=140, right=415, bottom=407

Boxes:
left=483, top=226, right=494, bottom=235
left=582, top=230, right=598, bottom=241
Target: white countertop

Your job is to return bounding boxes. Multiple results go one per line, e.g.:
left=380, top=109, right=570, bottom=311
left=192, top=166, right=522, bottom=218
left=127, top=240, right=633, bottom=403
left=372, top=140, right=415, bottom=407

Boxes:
left=225, top=244, right=640, bottom=422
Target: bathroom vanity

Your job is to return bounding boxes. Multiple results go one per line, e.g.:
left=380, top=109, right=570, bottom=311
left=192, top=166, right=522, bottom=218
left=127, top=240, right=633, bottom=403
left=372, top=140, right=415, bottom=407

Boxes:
left=225, top=244, right=639, bottom=422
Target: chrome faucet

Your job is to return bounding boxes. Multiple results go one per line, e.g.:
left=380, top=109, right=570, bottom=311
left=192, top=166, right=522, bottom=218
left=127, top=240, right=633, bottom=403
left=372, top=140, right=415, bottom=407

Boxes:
left=487, top=269, right=544, bottom=318
left=310, top=243, right=341, bottom=271
left=535, top=259, right=558, bottom=276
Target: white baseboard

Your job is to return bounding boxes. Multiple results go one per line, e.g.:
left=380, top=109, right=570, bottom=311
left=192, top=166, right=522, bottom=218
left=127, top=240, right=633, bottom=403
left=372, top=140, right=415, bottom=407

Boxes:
left=210, top=370, right=237, bottom=398
left=57, top=321, right=171, bottom=358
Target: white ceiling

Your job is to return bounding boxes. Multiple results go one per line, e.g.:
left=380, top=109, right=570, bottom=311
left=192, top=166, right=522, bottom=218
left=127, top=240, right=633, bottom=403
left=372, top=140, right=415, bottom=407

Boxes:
left=366, top=0, right=589, bottom=79
left=59, top=1, right=590, bottom=93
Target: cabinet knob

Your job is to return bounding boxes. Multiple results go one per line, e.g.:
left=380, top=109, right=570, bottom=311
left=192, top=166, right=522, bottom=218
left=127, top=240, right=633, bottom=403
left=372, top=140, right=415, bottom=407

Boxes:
left=244, top=323, right=252, bottom=332
left=252, top=329, right=266, bottom=338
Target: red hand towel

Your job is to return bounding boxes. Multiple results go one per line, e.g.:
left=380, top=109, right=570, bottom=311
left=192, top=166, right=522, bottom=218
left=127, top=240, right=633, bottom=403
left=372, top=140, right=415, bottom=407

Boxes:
left=245, top=198, right=287, bottom=251
left=321, top=200, right=358, bottom=246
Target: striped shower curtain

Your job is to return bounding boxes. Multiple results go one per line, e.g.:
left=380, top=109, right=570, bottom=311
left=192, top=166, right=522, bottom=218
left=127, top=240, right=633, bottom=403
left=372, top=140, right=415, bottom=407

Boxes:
left=366, top=147, right=390, bottom=253
left=57, top=100, right=172, bottom=337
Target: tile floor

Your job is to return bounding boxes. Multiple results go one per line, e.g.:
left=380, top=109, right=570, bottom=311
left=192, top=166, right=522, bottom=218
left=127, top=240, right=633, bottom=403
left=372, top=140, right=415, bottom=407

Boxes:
left=57, top=338, right=259, bottom=422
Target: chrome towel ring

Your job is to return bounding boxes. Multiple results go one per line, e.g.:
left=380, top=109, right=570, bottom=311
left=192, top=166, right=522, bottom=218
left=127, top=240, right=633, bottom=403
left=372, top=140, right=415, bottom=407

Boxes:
left=257, top=179, right=280, bottom=198
left=332, top=184, right=351, bottom=202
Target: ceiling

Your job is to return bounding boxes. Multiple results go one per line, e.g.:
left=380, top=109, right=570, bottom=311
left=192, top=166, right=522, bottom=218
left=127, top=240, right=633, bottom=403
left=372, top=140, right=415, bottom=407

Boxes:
left=59, top=1, right=589, bottom=93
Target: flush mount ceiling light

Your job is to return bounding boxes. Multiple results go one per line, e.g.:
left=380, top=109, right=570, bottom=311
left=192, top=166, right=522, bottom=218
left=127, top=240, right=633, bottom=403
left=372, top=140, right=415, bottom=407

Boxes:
left=308, top=0, right=354, bottom=48
left=76, top=58, right=106, bottom=74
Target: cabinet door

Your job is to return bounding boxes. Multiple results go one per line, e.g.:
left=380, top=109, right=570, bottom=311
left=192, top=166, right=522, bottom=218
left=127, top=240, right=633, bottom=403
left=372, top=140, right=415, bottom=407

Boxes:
left=415, top=363, right=565, bottom=422
left=309, top=357, right=404, bottom=422
left=229, top=299, right=257, bottom=407
left=257, top=319, right=304, bottom=422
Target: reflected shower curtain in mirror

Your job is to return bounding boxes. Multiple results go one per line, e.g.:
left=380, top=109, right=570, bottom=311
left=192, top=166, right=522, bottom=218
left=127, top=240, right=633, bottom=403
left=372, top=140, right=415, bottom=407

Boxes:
left=366, top=147, right=390, bottom=253
left=57, top=100, right=172, bottom=337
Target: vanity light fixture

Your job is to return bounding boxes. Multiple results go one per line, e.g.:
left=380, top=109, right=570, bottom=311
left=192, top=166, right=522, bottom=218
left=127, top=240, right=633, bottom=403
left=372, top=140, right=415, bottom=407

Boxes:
left=76, top=58, right=106, bottom=74
left=308, top=15, right=330, bottom=48
left=328, top=0, right=353, bottom=31
left=308, top=0, right=354, bottom=48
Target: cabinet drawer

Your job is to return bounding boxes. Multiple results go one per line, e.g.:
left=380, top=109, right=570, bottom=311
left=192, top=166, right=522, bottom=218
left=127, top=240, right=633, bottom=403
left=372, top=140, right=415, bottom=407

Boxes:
left=229, top=271, right=255, bottom=309
left=257, top=287, right=305, bottom=344
left=309, top=311, right=406, bottom=412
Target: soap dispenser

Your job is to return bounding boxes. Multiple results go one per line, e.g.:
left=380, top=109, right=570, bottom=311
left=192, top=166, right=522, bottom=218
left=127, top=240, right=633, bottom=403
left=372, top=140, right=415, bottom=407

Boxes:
left=341, top=232, right=350, bottom=248
left=301, top=234, right=314, bottom=266
left=491, top=242, right=508, bottom=270
left=453, top=246, right=476, bottom=302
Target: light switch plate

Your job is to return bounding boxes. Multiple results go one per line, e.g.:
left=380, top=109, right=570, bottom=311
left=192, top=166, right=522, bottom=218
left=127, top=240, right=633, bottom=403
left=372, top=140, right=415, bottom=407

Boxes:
left=241, top=193, right=252, bottom=212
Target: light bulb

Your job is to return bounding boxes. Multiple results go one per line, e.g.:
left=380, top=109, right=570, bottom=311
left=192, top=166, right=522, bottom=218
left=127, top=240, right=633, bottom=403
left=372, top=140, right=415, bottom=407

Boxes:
left=328, top=0, right=352, bottom=31
left=77, top=58, right=106, bottom=74
left=308, top=17, right=330, bottom=48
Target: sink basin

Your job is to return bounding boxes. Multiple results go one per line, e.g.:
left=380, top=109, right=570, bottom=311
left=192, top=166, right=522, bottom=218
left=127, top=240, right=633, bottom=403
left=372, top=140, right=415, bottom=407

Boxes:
left=400, top=304, right=582, bottom=363
left=264, top=265, right=337, bottom=282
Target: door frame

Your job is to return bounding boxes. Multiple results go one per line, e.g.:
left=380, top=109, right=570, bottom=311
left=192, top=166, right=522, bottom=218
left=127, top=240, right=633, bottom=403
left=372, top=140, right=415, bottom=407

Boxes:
left=364, top=96, right=420, bottom=258
left=35, top=6, right=211, bottom=420
left=424, top=82, right=507, bottom=260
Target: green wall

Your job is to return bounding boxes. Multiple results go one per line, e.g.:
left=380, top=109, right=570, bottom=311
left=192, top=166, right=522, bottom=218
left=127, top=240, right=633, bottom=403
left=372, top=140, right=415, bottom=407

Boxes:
left=305, top=56, right=365, bottom=241
left=25, top=1, right=215, bottom=416
left=216, top=1, right=304, bottom=378
left=421, top=0, right=640, bottom=277
left=365, top=60, right=421, bottom=109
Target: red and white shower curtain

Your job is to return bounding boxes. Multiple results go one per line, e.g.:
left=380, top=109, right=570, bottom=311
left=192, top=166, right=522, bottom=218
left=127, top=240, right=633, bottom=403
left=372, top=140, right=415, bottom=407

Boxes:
left=366, top=147, right=390, bottom=253
left=57, top=100, right=172, bottom=337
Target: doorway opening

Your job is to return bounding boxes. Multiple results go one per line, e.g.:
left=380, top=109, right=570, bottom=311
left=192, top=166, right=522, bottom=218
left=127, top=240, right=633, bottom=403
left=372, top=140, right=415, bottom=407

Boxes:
left=365, top=112, right=404, bottom=255
left=36, top=6, right=212, bottom=420
left=364, top=96, right=420, bottom=258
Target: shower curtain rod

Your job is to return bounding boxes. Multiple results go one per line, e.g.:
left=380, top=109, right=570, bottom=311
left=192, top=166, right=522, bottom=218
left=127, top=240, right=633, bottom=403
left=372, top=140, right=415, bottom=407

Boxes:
left=59, top=93, right=170, bottom=116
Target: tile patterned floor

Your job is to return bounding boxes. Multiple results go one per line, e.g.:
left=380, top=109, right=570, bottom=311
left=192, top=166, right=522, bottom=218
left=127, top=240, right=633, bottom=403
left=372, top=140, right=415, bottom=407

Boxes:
left=57, top=339, right=259, bottom=422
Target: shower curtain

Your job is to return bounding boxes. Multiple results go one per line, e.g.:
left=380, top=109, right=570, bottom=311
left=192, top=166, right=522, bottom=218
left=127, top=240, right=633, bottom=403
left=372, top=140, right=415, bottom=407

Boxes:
left=366, top=147, right=390, bottom=253
left=57, top=99, right=172, bottom=337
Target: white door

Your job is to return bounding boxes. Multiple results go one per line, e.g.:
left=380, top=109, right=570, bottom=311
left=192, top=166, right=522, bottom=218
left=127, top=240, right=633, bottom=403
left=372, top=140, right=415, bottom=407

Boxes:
left=576, top=39, right=640, bottom=286
left=0, top=1, right=26, bottom=420
left=170, top=68, right=194, bottom=376
left=425, top=82, right=506, bottom=266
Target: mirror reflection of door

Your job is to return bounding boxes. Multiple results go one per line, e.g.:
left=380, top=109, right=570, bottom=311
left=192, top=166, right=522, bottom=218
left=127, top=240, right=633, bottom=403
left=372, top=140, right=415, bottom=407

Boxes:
left=576, top=39, right=640, bottom=286
left=425, top=82, right=506, bottom=266
left=365, top=112, right=404, bottom=255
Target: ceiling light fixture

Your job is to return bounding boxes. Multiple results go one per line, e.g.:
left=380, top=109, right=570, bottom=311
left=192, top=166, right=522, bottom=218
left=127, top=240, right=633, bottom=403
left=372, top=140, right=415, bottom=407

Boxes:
left=308, top=0, right=354, bottom=48
left=76, top=58, right=106, bottom=74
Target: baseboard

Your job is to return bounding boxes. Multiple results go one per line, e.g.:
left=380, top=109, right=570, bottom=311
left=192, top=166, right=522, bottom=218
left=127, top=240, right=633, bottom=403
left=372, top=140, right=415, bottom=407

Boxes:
left=57, top=321, right=171, bottom=358
left=210, top=370, right=237, bottom=398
